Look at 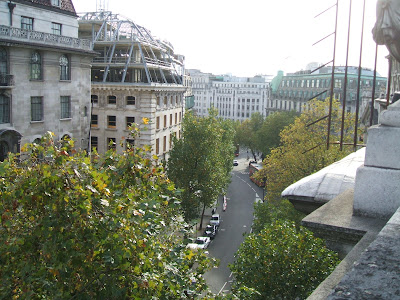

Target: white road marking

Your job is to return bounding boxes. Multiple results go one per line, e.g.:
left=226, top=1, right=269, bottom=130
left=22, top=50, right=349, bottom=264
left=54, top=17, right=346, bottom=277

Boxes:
left=218, top=282, right=228, bottom=295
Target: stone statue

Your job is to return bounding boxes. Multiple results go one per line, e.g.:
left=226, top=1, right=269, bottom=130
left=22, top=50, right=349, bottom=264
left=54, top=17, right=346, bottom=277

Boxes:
left=373, top=0, right=400, bottom=62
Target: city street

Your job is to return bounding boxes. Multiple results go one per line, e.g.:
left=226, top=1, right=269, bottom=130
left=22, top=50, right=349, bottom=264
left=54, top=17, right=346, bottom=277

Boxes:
left=205, top=152, right=264, bottom=295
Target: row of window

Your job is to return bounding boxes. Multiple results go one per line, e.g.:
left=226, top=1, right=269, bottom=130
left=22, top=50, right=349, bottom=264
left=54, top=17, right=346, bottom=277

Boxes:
left=91, top=115, right=135, bottom=129
left=156, top=95, right=182, bottom=108
left=0, top=95, right=71, bottom=124
left=21, top=16, right=62, bottom=35
left=281, top=78, right=386, bottom=89
left=91, top=95, right=136, bottom=106
left=156, top=112, right=182, bottom=130
left=0, top=48, right=70, bottom=81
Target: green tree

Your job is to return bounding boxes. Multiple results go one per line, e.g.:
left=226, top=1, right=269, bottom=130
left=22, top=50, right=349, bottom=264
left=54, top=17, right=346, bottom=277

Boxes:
left=258, top=98, right=356, bottom=202
left=167, top=109, right=235, bottom=228
left=257, top=110, right=297, bottom=156
left=236, top=112, right=264, bottom=160
left=0, top=131, right=213, bottom=299
left=230, top=221, right=340, bottom=299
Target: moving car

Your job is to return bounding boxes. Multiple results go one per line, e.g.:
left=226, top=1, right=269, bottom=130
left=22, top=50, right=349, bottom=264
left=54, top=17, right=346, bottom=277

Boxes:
left=204, top=224, right=218, bottom=240
left=210, top=214, right=220, bottom=227
left=233, top=160, right=239, bottom=166
left=186, top=237, right=211, bottom=249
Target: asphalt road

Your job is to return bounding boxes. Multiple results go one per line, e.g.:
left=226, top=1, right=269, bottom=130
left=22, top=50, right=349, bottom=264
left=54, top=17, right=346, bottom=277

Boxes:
left=205, top=153, right=264, bottom=295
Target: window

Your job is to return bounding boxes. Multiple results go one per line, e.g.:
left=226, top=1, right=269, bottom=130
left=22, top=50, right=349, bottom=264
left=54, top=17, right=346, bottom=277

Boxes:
left=21, top=16, right=33, bottom=30
left=107, top=137, right=116, bottom=150
left=163, top=96, right=167, bottom=106
left=0, top=94, right=10, bottom=123
left=156, top=116, right=160, bottom=129
left=91, top=114, right=98, bottom=127
left=51, top=0, right=60, bottom=6
left=52, top=22, right=62, bottom=35
left=31, top=96, right=43, bottom=121
left=108, top=95, right=116, bottom=104
left=175, top=113, right=177, bottom=124
left=59, top=55, right=69, bottom=80
left=91, top=95, right=98, bottom=104
left=156, top=138, right=159, bottom=154
left=107, top=115, right=116, bottom=128
left=60, top=96, right=71, bottom=119
left=163, top=136, right=167, bottom=152
left=126, top=96, right=135, bottom=105
left=30, top=52, right=41, bottom=80
left=91, top=136, right=98, bottom=151
left=0, top=47, right=8, bottom=75
left=126, top=116, right=135, bottom=129
left=164, top=115, right=167, bottom=128
left=169, top=114, right=172, bottom=126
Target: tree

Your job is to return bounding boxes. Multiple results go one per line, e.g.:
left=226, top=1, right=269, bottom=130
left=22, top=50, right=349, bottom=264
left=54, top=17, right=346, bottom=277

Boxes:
left=236, top=112, right=264, bottom=160
left=230, top=220, right=340, bottom=300
left=257, top=98, right=356, bottom=202
left=0, top=130, right=214, bottom=299
left=257, top=110, right=297, bottom=157
left=167, top=109, right=235, bottom=228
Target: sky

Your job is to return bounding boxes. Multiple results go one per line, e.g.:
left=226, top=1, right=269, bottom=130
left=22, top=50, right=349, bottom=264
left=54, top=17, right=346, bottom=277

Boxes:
left=73, top=0, right=390, bottom=78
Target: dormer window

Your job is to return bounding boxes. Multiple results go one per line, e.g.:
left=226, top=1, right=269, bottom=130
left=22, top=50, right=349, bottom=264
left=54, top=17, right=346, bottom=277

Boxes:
left=51, top=0, right=60, bottom=7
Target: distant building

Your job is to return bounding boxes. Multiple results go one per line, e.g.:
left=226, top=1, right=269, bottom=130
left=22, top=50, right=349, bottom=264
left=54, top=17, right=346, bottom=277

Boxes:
left=268, top=66, right=387, bottom=116
left=187, top=69, right=270, bottom=121
left=0, top=0, right=95, bottom=160
left=77, top=11, right=185, bottom=158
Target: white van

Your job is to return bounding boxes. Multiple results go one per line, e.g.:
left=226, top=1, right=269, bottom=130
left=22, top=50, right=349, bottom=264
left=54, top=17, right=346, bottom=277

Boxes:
left=210, top=214, right=220, bottom=227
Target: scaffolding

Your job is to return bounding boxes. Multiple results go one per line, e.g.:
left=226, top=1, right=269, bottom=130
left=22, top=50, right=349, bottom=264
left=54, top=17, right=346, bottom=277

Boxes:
left=78, top=11, right=183, bottom=85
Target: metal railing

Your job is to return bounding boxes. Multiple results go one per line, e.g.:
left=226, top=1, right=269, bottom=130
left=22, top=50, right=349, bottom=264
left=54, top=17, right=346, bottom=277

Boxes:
left=0, top=74, right=14, bottom=87
left=0, top=25, right=92, bottom=51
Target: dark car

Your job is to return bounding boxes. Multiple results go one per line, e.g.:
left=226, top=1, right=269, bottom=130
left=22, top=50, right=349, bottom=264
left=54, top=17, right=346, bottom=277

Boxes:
left=203, top=224, right=218, bottom=240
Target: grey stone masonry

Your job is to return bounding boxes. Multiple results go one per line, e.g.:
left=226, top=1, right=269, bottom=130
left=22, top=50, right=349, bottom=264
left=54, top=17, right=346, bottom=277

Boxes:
left=327, top=206, right=400, bottom=299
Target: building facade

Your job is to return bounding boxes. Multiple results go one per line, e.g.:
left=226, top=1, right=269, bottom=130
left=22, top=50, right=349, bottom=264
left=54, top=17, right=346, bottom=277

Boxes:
left=77, top=11, right=185, bottom=157
left=269, top=66, right=387, bottom=116
left=188, top=69, right=270, bottom=121
left=0, top=0, right=94, bottom=160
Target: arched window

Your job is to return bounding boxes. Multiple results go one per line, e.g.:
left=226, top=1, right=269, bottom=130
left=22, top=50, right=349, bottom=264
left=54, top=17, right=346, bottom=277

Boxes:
left=31, top=51, right=42, bottom=80
left=59, top=55, right=69, bottom=80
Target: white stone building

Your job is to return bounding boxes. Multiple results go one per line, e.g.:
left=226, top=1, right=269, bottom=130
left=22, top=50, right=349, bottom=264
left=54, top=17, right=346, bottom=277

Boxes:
left=187, top=69, right=270, bottom=121
left=0, top=0, right=94, bottom=160
left=77, top=11, right=185, bottom=158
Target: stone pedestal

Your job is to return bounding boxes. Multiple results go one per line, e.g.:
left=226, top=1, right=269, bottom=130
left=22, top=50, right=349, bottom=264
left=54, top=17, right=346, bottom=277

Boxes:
left=353, top=101, right=400, bottom=219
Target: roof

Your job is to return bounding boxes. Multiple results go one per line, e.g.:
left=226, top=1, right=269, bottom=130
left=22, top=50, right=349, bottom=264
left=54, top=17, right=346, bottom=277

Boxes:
left=13, top=0, right=76, bottom=15
left=281, top=148, right=366, bottom=202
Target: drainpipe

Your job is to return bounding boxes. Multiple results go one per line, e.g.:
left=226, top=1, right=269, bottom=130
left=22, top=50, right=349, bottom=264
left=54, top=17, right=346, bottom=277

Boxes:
left=8, top=1, right=16, bottom=26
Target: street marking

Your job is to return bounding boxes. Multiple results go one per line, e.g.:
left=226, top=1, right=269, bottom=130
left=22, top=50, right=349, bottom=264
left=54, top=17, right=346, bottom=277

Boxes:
left=243, top=225, right=247, bottom=228
left=218, top=282, right=228, bottom=295
left=229, top=272, right=233, bottom=278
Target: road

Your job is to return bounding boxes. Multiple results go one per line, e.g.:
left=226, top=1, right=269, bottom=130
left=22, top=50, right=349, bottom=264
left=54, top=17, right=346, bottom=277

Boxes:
left=205, top=152, right=264, bottom=295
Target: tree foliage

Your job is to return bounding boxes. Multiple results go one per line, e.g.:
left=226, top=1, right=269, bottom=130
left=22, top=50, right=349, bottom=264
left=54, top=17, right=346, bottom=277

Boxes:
left=230, top=220, right=340, bottom=300
left=167, top=109, right=235, bottom=226
left=256, top=110, right=298, bottom=156
left=0, top=131, right=213, bottom=299
left=258, top=98, right=356, bottom=202
left=235, top=112, right=264, bottom=160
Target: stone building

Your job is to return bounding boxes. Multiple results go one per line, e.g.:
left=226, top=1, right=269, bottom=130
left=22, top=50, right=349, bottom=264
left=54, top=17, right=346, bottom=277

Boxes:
left=77, top=11, right=185, bottom=158
left=269, top=66, right=387, bottom=116
left=188, top=69, right=270, bottom=121
left=0, top=0, right=95, bottom=160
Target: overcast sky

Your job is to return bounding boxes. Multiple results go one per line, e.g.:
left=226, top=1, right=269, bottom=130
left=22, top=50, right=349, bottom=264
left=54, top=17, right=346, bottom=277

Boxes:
left=73, top=0, right=389, bottom=78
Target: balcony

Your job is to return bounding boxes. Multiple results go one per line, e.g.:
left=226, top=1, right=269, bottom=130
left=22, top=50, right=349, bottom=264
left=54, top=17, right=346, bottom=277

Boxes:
left=0, top=25, right=92, bottom=52
left=0, top=74, right=14, bottom=88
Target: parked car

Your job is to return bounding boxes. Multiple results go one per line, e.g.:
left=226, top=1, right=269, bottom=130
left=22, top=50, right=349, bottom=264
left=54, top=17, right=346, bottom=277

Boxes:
left=204, top=224, right=218, bottom=239
left=233, top=160, right=239, bottom=166
left=186, top=236, right=211, bottom=249
left=210, top=214, right=220, bottom=227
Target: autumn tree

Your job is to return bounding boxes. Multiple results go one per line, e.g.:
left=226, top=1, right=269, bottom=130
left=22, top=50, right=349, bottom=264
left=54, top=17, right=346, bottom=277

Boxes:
left=0, top=130, right=213, bottom=299
left=258, top=98, right=356, bottom=202
left=167, top=109, right=235, bottom=228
